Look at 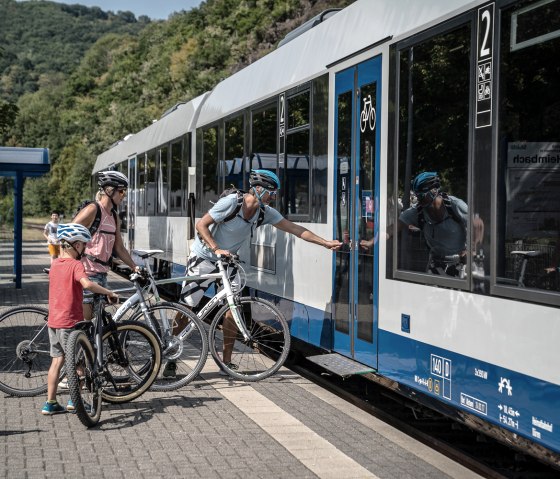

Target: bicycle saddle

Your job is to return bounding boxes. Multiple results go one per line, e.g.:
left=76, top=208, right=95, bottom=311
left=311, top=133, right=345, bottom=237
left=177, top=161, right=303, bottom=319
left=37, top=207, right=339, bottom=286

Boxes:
left=132, top=249, right=164, bottom=259
left=510, top=250, right=542, bottom=258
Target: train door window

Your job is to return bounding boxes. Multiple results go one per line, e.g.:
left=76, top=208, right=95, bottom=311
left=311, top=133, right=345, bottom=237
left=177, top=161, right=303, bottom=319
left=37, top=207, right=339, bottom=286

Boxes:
left=157, top=146, right=169, bottom=216
left=285, top=89, right=310, bottom=218
left=146, top=150, right=156, bottom=216
left=117, top=161, right=128, bottom=231
left=199, top=126, right=219, bottom=212
left=169, top=140, right=182, bottom=216
left=495, top=0, right=560, bottom=302
left=137, top=153, right=146, bottom=216
left=224, top=115, right=244, bottom=190
left=250, top=102, right=277, bottom=185
left=311, top=74, right=329, bottom=223
left=182, top=134, right=192, bottom=215
left=394, top=23, right=471, bottom=285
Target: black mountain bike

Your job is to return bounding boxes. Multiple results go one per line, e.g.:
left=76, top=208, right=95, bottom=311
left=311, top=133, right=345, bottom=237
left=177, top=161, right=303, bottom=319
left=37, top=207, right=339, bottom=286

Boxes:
left=65, top=293, right=161, bottom=427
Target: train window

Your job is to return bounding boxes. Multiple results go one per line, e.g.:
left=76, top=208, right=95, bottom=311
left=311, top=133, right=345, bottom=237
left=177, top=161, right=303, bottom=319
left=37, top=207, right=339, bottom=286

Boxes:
left=146, top=150, right=156, bottom=216
left=284, top=91, right=311, bottom=218
left=169, top=140, right=182, bottom=216
left=250, top=102, right=277, bottom=178
left=199, top=126, right=219, bottom=213
left=496, top=0, right=560, bottom=299
left=157, top=146, right=168, bottom=216
left=287, top=90, right=310, bottom=130
left=117, top=161, right=128, bottom=231
left=395, top=25, right=470, bottom=281
left=285, top=129, right=310, bottom=216
left=224, top=115, right=244, bottom=190
left=182, top=134, right=191, bottom=215
left=311, top=74, right=329, bottom=223
left=137, top=153, right=146, bottom=216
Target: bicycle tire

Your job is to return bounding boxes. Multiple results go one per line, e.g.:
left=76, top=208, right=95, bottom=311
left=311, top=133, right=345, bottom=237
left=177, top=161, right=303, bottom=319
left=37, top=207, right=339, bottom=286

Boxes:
left=66, top=330, right=102, bottom=427
left=100, top=321, right=161, bottom=404
left=0, top=306, right=62, bottom=397
left=131, top=303, right=208, bottom=391
left=209, top=296, right=290, bottom=382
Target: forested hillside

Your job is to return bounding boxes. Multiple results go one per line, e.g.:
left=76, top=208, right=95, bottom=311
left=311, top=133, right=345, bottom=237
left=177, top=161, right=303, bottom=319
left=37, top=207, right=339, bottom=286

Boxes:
left=0, top=0, right=354, bottom=218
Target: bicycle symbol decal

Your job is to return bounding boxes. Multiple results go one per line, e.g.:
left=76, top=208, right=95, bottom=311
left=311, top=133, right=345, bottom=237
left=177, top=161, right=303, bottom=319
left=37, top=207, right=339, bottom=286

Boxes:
left=360, top=95, right=376, bottom=133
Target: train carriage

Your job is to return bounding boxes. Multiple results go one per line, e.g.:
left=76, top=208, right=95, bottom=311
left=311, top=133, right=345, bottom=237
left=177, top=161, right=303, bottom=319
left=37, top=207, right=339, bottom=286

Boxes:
left=93, top=0, right=560, bottom=464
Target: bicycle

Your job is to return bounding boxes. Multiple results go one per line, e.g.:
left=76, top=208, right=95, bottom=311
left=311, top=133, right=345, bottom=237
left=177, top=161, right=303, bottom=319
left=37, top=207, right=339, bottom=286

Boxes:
left=127, top=250, right=290, bottom=382
left=65, top=289, right=161, bottom=427
left=0, top=261, right=206, bottom=396
left=111, top=250, right=209, bottom=392
left=360, top=94, right=376, bottom=133
left=175, top=254, right=291, bottom=382
left=0, top=305, right=52, bottom=396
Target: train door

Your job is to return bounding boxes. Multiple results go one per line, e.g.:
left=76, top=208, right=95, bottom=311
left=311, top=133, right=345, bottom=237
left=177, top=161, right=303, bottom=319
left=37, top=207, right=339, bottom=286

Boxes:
left=332, top=56, right=381, bottom=368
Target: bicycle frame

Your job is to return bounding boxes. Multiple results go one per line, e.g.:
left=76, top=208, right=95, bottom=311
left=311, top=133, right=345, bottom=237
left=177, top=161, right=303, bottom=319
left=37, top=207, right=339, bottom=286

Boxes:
left=116, top=252, right=250, bottom=342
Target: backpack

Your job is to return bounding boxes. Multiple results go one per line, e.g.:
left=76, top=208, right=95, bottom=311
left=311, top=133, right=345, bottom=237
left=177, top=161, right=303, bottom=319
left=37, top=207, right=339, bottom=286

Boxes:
left=219, top=187, right=265, bottom=228
left=74, top=200, right=117, bottom=236
left=416, top=192, right=465, bottom=233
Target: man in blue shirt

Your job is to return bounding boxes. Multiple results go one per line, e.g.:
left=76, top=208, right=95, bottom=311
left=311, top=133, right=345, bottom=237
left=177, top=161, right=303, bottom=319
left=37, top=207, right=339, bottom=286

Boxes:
left=399, top=172, right=468, bottom=277
left=163, top=169, right=341, bottom=377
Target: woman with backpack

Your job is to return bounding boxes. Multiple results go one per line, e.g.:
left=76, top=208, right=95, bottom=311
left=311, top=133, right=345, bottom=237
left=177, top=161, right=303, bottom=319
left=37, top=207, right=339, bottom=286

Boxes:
left=73, top=170, right=141, bottom=320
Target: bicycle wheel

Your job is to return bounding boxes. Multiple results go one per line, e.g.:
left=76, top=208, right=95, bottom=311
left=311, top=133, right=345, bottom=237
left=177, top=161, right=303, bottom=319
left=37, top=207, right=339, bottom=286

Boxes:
left=209, top=297, right=290, bottom=382
left=66, top=330, right=102, bottom=427
left=0, top=306, right=57, bottom=396
left=131, top=303, right=208, bottom=391
left=101, top=320, right=161, bottom=404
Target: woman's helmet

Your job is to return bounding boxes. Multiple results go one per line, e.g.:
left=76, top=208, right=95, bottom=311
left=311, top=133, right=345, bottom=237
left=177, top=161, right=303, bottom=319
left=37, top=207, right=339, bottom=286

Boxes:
left=57, top=223, right=92, bottom=244
left=98, top=170, right=129, bottom=189
left=249, top=169, right=280, bottom=190
left=411, top=172, right=440, bottom=194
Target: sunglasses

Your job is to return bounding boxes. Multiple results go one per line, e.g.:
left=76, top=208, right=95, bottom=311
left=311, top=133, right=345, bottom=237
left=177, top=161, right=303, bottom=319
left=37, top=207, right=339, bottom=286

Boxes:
left=265, top=189, right=277, bottom=198
left=117, top=189, right=127, bottom=195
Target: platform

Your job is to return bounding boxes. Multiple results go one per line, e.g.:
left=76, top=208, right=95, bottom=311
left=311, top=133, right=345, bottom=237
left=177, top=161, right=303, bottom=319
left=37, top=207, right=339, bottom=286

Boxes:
left=0, top=241, right=482, bottom=478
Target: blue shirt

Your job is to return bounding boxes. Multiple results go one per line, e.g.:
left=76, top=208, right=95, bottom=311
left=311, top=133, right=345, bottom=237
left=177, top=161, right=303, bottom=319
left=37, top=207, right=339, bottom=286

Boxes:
left=399, top=195, right=468, bottom=257
left=192, top=194, right=283, bottom=261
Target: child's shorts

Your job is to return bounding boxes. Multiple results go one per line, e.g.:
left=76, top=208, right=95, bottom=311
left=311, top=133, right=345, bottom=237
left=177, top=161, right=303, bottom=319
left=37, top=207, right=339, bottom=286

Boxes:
left=48, top=327, right=73, bottom=358
left=48, top=244, right=60, bottom=257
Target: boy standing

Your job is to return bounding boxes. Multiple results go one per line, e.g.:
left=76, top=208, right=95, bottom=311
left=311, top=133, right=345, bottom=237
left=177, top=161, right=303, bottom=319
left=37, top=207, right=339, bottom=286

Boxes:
left=43, top=211, right=60, bottom=273
left=42, top=223, right=118, bottom=415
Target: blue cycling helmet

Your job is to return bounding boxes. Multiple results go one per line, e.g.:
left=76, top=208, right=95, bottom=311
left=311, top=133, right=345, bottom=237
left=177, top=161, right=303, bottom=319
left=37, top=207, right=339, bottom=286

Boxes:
left=249, top=169, right=280, bottom=190
left=412, top=172, right=440, bottom=194
left=57, top=223, right=92, bottom=244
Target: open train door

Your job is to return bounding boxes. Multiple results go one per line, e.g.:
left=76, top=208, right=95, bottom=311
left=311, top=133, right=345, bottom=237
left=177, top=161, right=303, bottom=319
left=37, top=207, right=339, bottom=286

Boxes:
left=331, top=56, right=381, bottom=369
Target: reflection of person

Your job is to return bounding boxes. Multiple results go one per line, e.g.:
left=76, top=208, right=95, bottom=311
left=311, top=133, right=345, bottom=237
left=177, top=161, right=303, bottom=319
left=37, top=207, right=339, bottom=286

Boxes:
left=166, top=169, right=341, bottom=378
left=42, top=224, right=117, bottom=415
left=73, top=171, right=140, bottom=320
left=399, top=172, right=468, bottom=277
left=43, top=211, right=60, bottom=270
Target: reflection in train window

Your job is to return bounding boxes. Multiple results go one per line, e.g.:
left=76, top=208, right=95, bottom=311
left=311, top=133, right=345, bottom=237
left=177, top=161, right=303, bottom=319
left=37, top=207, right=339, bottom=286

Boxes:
left=170, top=140, right=182, bottom=216
left=285, top=129, right=310, bottom=215
left=137, top=153, right=146, bottom=216
left=396, top=25, right=470, bottom=276
left=224, top=115, right=245, bottom=191
left=146, top=150, right=156, bottom=216
left=251, top=102, right=277, bottom=178
left=312, top=74, right=329, bottom=223
left=200, top=126, right=219, bottom=211
left=496, top=0, right=560, bottom=295
left=157, top=146, right=168, bottom=215
left=117, top=161, right=128, bottom=231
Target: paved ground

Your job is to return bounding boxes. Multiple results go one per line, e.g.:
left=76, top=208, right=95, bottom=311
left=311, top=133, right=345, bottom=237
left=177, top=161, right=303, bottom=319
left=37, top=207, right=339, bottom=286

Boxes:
left=0, top=241, right=483, bottom=479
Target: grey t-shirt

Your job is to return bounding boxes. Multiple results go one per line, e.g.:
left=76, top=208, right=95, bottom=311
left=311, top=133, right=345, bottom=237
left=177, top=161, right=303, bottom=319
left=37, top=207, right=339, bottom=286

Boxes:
left=192, top=194, right=283, bottom=261
left=399, top=195, right=467, bottom=257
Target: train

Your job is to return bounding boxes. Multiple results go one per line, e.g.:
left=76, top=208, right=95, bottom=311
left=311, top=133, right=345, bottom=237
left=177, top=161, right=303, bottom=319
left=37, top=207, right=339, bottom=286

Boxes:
left=93, top=0, right=560, bottom=465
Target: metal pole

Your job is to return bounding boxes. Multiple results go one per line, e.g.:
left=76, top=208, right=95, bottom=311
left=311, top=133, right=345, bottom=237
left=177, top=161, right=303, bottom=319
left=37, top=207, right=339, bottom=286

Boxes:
left=13, top=171, right=23, bottom=288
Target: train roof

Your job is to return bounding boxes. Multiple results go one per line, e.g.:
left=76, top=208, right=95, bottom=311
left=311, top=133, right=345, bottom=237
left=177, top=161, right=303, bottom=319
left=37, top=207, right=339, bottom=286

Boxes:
left=93, top=93, right=208, bottom=173
left=195, top=0, right=476, bottom=127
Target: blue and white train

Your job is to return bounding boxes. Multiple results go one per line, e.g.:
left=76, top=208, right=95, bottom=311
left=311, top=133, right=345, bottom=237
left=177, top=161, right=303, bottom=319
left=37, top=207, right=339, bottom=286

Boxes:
left=94, top=0, right=560, bottom=465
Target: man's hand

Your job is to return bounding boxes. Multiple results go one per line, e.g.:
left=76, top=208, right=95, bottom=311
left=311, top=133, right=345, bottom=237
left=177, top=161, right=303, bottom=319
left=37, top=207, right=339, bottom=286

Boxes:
left=324, top=240, right=342, bottom=251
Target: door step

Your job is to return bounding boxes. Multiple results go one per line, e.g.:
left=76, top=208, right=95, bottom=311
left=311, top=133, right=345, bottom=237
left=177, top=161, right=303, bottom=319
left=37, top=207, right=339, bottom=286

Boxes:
left=306, top=353, right=375, bottom=378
